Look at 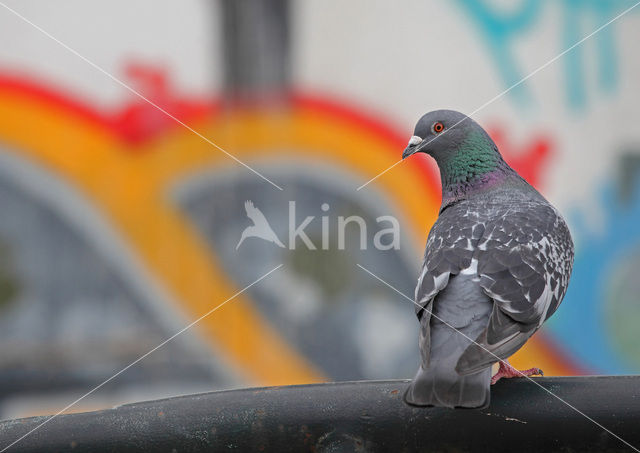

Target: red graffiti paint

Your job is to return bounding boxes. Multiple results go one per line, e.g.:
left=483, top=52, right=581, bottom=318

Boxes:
left=488, top=126, right=552, bottom=188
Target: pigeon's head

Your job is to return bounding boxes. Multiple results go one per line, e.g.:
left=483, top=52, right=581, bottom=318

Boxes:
left=402, top=110, right=514, bottom=203
left=402, top=110, right=494, bottom=163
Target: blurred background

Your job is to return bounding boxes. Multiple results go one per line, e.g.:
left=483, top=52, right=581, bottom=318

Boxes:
left=0, top=0, right=638, bottom=418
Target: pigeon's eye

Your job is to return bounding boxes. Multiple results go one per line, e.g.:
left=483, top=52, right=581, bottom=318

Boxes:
left=432, top=122, right=444, bottom=134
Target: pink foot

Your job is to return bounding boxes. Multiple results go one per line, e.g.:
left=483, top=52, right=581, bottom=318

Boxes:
left=491, top=360, right=543, bottom=385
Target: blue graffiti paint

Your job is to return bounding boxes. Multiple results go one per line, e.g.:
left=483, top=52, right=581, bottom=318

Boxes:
left=545, top=181, right=640, bottom=374
left=456, top=0, right=541, bottom=107
left=592, top=0, right=618, bottom=94
left=455, top=0, right=630, bottom=110
left=562, top=0, right=622, bottom=109
left=563, top=0, right=587, bottom=109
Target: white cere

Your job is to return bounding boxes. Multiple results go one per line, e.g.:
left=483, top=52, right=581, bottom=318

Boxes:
left=408, top=135, right=423, bottom=146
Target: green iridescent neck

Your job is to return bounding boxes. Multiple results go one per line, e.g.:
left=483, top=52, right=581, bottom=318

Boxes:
left=439, top=130, right=515, bottom=208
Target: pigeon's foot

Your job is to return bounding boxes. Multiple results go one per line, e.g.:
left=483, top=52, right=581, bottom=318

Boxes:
left=491, top=360, right=543, bottom=385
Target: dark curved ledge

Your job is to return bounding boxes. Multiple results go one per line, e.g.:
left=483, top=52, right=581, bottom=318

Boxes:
left=1, top=376, right=639, bottom=452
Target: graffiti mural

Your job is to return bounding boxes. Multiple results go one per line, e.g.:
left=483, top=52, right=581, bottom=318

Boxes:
left=0, top=67, right=582, bottom=410
left=549, top=175, right=640, bottom=374
left=457, top=0, right=634, bottom=109
left=0, top=0, right=639, bottom=419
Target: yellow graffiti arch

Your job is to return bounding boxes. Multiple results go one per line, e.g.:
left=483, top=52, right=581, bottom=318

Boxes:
left=0, top=87, right=445, bottom=384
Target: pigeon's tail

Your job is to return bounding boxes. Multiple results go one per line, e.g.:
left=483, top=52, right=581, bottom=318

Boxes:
left=404, top=291, right=492, bottom=408
left=404, top=362, right=491, bottom=408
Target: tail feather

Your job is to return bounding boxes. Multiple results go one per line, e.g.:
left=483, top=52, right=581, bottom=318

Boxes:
left=406, top=272, right=494, bottom=408
left=404, top=364, right=491, bottom=408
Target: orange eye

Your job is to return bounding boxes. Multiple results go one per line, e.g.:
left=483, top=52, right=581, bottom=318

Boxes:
left=432, top=122, right=444, bottom=134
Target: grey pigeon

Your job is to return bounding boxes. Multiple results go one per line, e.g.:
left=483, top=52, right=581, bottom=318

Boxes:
left=401, top=110, right=574, bottom=408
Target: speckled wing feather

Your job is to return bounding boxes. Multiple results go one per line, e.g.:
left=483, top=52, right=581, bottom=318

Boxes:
left=414, top=200, right=574, bottom=372
left=456, top=202, right=574, bottom=374
left=413, top=208, right=484, bottom=366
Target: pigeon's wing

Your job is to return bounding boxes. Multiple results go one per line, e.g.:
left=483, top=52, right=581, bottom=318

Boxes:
left=456, top=204, right=574, bottom=375
left=244, top=200, right=269, bottom=229
left=414, top=213, right=484, bottom=366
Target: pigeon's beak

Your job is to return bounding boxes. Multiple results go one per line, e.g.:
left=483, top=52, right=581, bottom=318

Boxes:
left=402, top=135, right=424, bottom=159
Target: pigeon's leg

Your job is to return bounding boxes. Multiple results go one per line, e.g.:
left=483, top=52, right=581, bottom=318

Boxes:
left=491, top=360, right=543, bottom=385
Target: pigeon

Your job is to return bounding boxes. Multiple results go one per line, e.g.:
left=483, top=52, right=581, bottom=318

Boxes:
left=236, top=200, right=286, bottom=250
left=401, top=110, right=574, bottom=408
